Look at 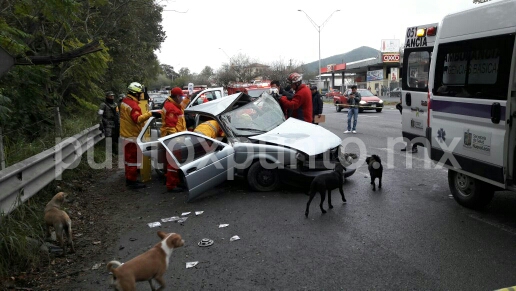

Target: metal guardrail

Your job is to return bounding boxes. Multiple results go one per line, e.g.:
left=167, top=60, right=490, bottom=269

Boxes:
left=0, top=125, right=104, bottom=217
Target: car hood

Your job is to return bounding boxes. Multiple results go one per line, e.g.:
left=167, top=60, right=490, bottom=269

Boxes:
left=248, top=118, right=342, bottom=156
left=361, top=96, right=381, bottom=102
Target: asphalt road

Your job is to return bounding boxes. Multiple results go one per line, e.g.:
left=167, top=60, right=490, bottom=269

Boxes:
left=69, top=104, right=516, bottom=291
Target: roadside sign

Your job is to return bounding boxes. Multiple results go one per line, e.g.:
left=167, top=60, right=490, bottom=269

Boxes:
left=0, top=46, right=14, bottom=77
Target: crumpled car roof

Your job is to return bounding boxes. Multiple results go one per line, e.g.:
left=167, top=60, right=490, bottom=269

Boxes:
left=184, top=92, right=252, bottom=116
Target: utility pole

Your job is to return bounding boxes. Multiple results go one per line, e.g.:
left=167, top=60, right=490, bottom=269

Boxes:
left=298, top=9, right=340, bottom=80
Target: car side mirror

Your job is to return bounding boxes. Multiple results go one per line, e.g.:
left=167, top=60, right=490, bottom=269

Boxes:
left=374, top=94, right=378, bottom=96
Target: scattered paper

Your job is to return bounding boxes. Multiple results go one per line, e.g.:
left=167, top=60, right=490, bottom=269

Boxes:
left=186, top=261, right=198, bottom=269
left=181, top=212, right=191, bottom=216
left=148, top=222, right=161, bottom=228
left=177, top=217, right=188, bottom=223
left=92, top=241, right=101, bottom=245
left=91, top=263, right=102, bottom=270
left=230, top=235, right=240, bottom=242
left=161, top=216, right=180, bottom=222
left=195, top=211, right=204, bottom=216
left=219, top=224, right=229, bottom=228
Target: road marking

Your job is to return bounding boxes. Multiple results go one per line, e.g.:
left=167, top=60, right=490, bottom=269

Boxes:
left=468, top=213, right=516, bottom=236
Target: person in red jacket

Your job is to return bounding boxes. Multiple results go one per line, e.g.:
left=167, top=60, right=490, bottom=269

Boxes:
left=279, top=72, right=313, bottom=123
left=160, top=87, right=187, bottom=193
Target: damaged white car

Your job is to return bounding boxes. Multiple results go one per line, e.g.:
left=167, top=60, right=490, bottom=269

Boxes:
left=137, top=92, right=356, bottom=201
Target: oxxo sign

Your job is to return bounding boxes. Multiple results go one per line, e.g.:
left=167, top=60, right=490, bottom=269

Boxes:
left=382, top=53, right=400, bottom=63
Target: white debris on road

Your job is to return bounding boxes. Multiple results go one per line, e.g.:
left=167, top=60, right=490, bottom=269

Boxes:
left=147, top=222, right=161, bottom=228
left=186, top=261, right=198, bottom=269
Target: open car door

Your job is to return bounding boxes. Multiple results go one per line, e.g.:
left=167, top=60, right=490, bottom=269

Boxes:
left=136, top=117, right=164, bottom=167
left=158, top=131, right=235, bottom=201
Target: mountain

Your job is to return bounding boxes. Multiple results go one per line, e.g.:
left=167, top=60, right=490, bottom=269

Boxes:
left=302, top=46, right=380, bottom=73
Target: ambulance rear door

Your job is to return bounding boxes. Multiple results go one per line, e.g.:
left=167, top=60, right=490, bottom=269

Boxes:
left=401, top=23, right=438, bottom=147
left=430, top=33, right=515, bottom=188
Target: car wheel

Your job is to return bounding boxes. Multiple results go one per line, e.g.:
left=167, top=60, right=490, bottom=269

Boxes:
left=335, top=103, right=342, bottom=112
left=247, top=161, right=280, bottom=192
left=448, top=169, right=494, bottom=209
left=376, top=108, right=383, bottom=112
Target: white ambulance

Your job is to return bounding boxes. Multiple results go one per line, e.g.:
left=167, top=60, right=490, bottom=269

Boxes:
left=427, top=0, right=516, bottom=209
left=401, top=23, right=438, bottom=151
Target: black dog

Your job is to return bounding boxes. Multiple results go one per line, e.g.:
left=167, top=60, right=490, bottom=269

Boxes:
left=366, top=155, right=383, bottom=191
left=305, top=163, right=346, bottom=217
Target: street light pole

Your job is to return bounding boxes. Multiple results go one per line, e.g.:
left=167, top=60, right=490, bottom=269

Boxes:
left=298, top=9, right=340, bottom=81
left=219, top=47, right=231, bottom=64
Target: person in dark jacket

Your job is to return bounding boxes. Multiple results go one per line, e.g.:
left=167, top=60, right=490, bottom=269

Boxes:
left=279, top=73, right=313, bottom=123
left=271, top=80, right=294, bottom=118
left=98, top=91, right=120, bottom=154
left=311, top=86, right=323, bottom=125
left=344, top=85, right=361, bottom=133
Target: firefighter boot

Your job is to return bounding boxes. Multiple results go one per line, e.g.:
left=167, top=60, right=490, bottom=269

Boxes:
left=126, top=179, right=146, bottom=189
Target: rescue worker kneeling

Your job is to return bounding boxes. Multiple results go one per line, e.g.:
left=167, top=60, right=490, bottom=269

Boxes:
left=193, top=120, right=225, bottom=139
left=161, top=87, right=187, bottom=193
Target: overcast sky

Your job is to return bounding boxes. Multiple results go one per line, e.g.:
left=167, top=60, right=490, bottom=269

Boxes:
left=155, top=0, right=498, bottom=74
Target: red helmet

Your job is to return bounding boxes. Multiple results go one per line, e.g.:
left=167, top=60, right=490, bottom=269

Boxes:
left=287, top=72, right=302, bottom=84
left=171, top=87, right=183, bottom=96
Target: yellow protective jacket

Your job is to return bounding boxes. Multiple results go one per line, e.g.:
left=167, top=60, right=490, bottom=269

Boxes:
left=120, top=95, right=152, bottom=139
left=194, top=120, right=224, bottom=139
left=180, top=96, right=190, bottom=110
left=160, top=97, right=186, bottom=136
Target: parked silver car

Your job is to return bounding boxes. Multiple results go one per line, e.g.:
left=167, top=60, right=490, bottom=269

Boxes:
left=137, top=92, right=356, bottom=201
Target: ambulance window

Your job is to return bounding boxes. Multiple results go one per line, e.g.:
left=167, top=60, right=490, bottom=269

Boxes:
left=406, top=51, right=430, bottom=90
left=433, top=34, right=514, bottom=100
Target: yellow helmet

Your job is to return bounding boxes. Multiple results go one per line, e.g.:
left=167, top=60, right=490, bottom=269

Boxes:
left=127, top=82, right=143, bottom=94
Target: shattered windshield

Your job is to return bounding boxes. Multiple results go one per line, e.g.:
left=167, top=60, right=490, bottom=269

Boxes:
left=220, top=93, right=285, bottom=137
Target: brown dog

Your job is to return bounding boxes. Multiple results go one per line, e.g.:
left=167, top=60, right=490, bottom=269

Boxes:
left=44, top=192, right=75, bottom=255
left=106, top=231, right=185, bottom=291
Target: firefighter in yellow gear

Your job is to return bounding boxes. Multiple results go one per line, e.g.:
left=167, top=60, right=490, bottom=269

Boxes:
left=193, top=120, right=225, bottom=139
left=120, top=82, right=161, bottom=189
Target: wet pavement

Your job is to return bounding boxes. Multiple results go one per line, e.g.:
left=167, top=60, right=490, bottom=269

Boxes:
left=65, top=104, right=516, bottom=290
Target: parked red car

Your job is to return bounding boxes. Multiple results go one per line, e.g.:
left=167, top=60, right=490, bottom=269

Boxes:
left=333, top=89, right=384, bottom=113
left=325, top=89, right=341, bottom=98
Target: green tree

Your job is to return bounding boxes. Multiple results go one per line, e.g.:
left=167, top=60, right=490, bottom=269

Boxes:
left=0, top=0, right=165, bottom=141
left=200, top=66, right=214, bottom=79
left=179, top=67, right=191, bottom=78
